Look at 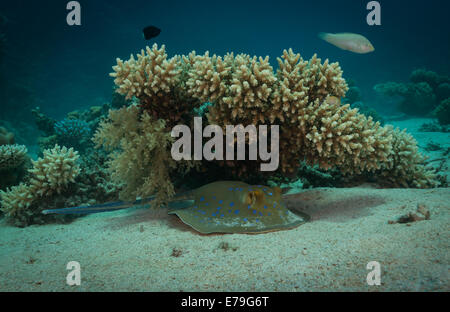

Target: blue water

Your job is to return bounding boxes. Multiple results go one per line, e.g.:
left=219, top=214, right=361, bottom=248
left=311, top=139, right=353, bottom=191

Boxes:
left=0, top=0, right=449, bottom=119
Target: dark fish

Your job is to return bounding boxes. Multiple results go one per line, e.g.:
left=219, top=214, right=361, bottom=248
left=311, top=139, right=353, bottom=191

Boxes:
left=142, top=25, right=161, bottom=40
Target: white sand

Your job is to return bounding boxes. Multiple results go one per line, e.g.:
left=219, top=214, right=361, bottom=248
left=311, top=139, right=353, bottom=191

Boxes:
left=0, top=186, right=448, bottom=291
left=0, top=117, right=448, bottom=291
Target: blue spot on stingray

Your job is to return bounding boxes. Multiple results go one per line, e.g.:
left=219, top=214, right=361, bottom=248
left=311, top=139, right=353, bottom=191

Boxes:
left=212, top=212, right=216, bottom=217
left=234, top=209, right=240, bottom=214
left=252, top=210, right=257, bottom=214
left=247, top=205, right=251, bottom=209
left=263, top=205, right=268, bottom=209
left=218, top=200, right=223, bottom=204
left=200, top=197, right=205, bottom=202
left=229, top=202, right=235, bottom=207
left=220, top=214, right=224, bottom=217
left=228, top=187, right=233, bottom=191
left=217, top=206, right=221, bottom=210
left=201, top=210, right=206, bottom=215
left=255, top=218, right=260, bottom=222
left=273, top=202, right=277, bottom=208
left=228, top=209, right=232, bottom=213
left=257, top=185, right=262, bottom=188
left=259, top=211, right=263, bottom=216
left=268, top=192, right=272, bottom=196
left=205, top=202, right=209, bottom=206
left=235, top=187, right=240, bottom=191
left=243, top=218, right=248, bottom=222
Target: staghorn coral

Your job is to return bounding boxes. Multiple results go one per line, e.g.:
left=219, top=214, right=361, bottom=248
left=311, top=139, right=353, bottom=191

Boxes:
left=0, top=144, right=81, bottom=225
left=93, top=105, right=198, bottom=205
left=108, top=45, right=436, bottom=199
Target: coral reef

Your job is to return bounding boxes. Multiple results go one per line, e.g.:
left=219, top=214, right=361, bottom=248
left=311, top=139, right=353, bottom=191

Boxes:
left=54, top=118, right=91, bottom=150
left=110, top=44, right=200, bottom=126
left=374, top=68, right=450, bottom=116
left=0, top=144, right=80, bottom=226
left=343, top=86, right=362, bottom=105
left=93, top=105, right=198, bottom=205
left=0, top=144, right=27, bottom=171
left=418, top=121, right=450, bottom=133
left=27, top=145, right=80, bottom=196
left=31, top=107, right=56, bottom=136
left=103, top=44, right=437, bottom=206
left=0, top=126, right=14, bottom=145
left=350, top=101, right=384, bottom=125
left=0, top=144, right=29, bottom=191
left=432, top=98, right=450, bottom=125
left=375, top=126, right=436, bottom=188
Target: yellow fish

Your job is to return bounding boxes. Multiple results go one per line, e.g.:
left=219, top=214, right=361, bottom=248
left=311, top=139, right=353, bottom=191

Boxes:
left=319, top=32, right=375, bottom=54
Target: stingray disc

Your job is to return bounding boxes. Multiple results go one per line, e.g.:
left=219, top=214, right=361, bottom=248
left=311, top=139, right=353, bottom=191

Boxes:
left=168, top=181, right=308, bottom=234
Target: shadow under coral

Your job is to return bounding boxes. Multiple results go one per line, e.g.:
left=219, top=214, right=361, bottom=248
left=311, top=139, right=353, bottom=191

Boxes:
left=283, top=188, right=386, bottom=223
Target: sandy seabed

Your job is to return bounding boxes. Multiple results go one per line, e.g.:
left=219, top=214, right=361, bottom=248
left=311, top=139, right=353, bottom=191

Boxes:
left=0, top=117, right=449, bottom=292
left=0, top=186, right=448, bottom=292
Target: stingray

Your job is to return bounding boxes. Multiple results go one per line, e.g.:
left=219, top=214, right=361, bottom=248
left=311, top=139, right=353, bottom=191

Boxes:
left=42, top=181, right=310, bottom=234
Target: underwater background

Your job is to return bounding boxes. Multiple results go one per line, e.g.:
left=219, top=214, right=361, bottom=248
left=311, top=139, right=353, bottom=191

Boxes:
left=1, top=0, right=450, bottom=124
left=0, top=0, right=449, bottom=291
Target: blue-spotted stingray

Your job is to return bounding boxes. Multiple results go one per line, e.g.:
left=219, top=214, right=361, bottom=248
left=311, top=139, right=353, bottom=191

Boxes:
left=42, top=181, right=310, bottom=234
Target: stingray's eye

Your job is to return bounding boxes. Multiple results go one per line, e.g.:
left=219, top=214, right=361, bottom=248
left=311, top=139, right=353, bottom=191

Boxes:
left=245, top=190, right=263, bottom=206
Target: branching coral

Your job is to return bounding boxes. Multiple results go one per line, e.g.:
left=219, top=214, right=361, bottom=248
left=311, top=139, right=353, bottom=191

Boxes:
left=28, top=144, right=80, bottom=196
left=0, top=144, right=80, bottom=224
left=376, top=127, right=436, bottom=188
left=0, top=144, right=27, bottom=171
left=54, top=118, right=91, bottom=150
left=106, top=44, right=437, bottom=202
left=0, top=144, right=29, bottom=191
left=110, top=45, right=200, bottom=125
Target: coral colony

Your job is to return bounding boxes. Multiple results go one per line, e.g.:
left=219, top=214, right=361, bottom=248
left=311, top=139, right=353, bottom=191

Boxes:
left=0, top=44, right=438, bottom=226
left=171, top=117, right=280, bottom=171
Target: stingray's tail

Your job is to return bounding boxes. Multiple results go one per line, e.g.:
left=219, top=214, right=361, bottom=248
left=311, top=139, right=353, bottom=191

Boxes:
left=41, top=196, right=155, bottom=215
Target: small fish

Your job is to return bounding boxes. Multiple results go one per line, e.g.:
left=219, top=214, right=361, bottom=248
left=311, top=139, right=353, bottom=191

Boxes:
left=143, top=25, right=161, bottom=40
left=319, top=32, right=375, bottom=54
